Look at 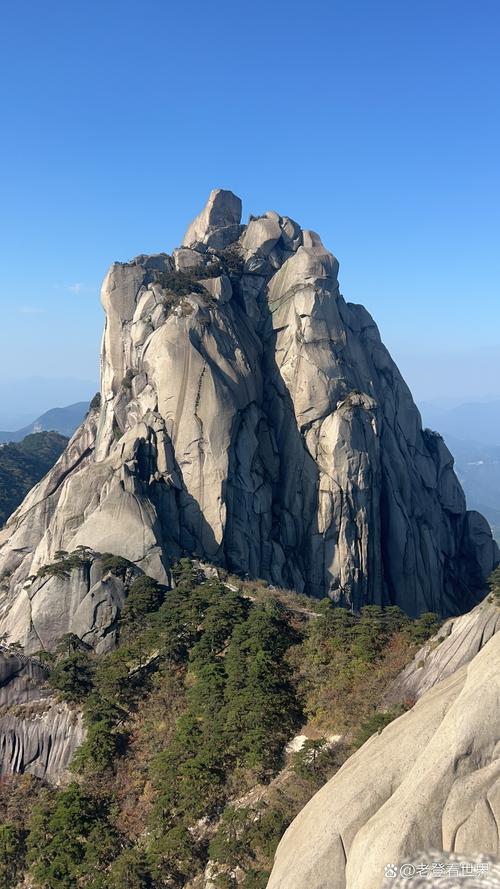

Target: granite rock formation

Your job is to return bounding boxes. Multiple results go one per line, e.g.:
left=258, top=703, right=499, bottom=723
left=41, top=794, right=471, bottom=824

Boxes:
left=267, top=621, right=500, bottom=889
left=0, top=547, right=139, bottom=655
left=0, top=647, right=84, bottom=781
left=0, top=189, right=497, bottom=651
left=386, top=594, right=500, bottom=705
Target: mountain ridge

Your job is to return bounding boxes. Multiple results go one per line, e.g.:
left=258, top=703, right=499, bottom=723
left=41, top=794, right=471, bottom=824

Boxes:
left=0, top=401, right=90, bottom=444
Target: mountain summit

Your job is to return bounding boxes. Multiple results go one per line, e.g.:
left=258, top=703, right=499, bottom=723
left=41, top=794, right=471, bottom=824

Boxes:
left=0, top=190, right=497, bottom=650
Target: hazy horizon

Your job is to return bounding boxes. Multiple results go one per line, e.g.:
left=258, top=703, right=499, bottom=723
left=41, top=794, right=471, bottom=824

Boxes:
left=1, top=371, right=499, bottom=437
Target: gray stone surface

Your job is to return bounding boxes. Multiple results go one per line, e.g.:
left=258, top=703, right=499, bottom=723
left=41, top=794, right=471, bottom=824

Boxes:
left=268, top=629, right=500, bottom=889
left=182, top=188, right=242, bottom=248
left=1, top=549, right=138, bottom=655
left=0, top=648, right=84, bottom=782
left=0, top=190, right=497, bottom=651
left=0, top=701, right=84, bottom=782
left=0, top=647, right=50, bottom=706
left=381, top=852, right=500, bottom=888
left=386, top=597, right=500, bottom=705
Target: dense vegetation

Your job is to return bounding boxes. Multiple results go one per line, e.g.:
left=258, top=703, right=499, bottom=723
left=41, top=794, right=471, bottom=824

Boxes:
left=0, top=559, right=442, bottom=888
left=0, top=431, right=67, bottom=526
left=154, top=244, right=245, bottom=316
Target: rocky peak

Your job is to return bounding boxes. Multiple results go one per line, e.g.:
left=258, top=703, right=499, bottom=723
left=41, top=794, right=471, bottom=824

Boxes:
left=0, top=191, right=497, bottom=654
left=182, top=187, right=243, bottom=249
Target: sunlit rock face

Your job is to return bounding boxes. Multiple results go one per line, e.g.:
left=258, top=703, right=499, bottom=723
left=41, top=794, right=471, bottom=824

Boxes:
left=0, top=188, right=497, bottom=652
left=267, top=622, right=500, bottom=889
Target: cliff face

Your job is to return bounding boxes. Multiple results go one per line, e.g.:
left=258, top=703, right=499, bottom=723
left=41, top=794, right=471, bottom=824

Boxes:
left=0, top=649, right=84, bottom=781
left=0, top=189, right=497, bottom=651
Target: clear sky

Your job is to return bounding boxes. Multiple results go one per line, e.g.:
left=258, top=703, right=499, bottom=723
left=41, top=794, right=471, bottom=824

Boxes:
left=1, top=0, right=499, bottom=414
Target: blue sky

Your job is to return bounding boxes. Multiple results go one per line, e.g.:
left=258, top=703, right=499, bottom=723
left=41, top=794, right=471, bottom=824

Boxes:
left=1, top=0, right=499, bottom=417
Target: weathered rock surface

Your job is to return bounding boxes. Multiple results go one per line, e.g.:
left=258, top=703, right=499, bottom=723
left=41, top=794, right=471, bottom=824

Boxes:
left=0, top=190, right=497, bottom=650
left=267, top=625, right=500, bottom=889
left=382, top=852, right=500, bottom=888
left=0, top=648, right=84, bottom=781
left=0, top=646, right=50, bottom=706
left=183, top=188, right=243, bottom=249
left=386, top=595, right=500, bottom=705
left=0, top=700, right=84, bottom=782
left=1, top=549, right=138, bottom=654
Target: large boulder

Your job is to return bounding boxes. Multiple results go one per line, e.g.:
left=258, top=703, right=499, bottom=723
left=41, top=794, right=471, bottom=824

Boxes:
left=267, top=623, right=500, bottom=889
left=1, top=549, right=138, bottom=654
left=182, top=187, right=243, bottom=249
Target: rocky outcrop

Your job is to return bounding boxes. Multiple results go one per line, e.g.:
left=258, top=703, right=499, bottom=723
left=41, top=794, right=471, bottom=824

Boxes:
left=1, top=549, right=138, bottom=655
left=386, top=595, right=500, bottom=705
left=0, top=189, right=497, bottom=650
left=0, top=646, right=50, bottom=706
left=0, top=648, right=83, bottom=781
left=0, top=701, right=84, bottom=782
left=267, top=625, right=500, bottom=889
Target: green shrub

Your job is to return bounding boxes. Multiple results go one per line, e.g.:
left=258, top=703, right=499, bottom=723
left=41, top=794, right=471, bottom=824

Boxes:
left=107, top=848, right=153, bottom=889
left=242, top=870, right=271, bottom=889
left=407, top=612, right=441, bottom=644
left=120, top=575, right=165, bottom=632
left=354, top=708, right=404, bottom=748
left=148, top=824, right=203, bottom=886
left=50, top=651, right=95, bottom=703
left=37, top=551, right=91, bottom=579
left=27, top=785, right=120, bottom=889
left=0, top=823, right=26, bottom=889
left=72, top=719, right=123, bottom=774
left=156, top=269, right=206, bottom=298
left=488, top=566, right=500, bottom=601
left=100, top=552, right=134, bottom=579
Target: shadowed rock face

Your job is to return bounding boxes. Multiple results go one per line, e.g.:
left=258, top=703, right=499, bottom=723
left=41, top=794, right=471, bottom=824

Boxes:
left=0, top=649, right=84, bottom=782
left=0, top=703, right=84, bottom=782
left=0, top=647, right=50, bottom=706
left=0, top=189, right=497, bottom=650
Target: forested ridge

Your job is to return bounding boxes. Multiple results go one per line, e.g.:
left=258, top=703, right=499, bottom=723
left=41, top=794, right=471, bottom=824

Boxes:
left=0, top=432, right=67, bottom=526
left=0, top=557, right=443, bottom=888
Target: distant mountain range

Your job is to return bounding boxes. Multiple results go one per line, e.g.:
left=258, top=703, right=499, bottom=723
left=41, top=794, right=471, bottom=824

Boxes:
left=420, top=398, right=500, bottom=447
left=0, top=401, right=90, bottom=444
left=0, top=376, right=97, bottom=430
left=420, top=400, right=500, bottom=541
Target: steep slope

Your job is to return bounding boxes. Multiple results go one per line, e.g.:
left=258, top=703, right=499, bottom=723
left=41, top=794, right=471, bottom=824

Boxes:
left=0, top=190, right=497, bottom=652
left=0, top=431, right=68, bottom=526
left=268, top=622, right=500, bottom=889
left=385, top=592, right=500, bottom=704
left=0, top=566, right=447, bottom=888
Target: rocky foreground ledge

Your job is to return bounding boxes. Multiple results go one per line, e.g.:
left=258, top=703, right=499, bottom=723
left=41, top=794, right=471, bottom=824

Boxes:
left=268, top=601, right=500, bottom=889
